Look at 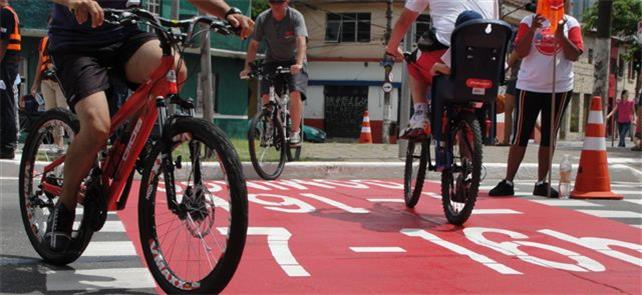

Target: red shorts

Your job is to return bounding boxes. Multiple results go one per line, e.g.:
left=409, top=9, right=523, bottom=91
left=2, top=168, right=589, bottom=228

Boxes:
left=407, top=49, right=448, bottom=86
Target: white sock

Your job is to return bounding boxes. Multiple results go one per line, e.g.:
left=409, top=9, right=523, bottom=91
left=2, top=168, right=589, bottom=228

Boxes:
left=414, top=103, right=428, bottom=113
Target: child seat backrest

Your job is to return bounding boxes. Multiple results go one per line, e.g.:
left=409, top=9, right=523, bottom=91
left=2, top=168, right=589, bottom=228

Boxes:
left=432, top=19, right=512, bottom=104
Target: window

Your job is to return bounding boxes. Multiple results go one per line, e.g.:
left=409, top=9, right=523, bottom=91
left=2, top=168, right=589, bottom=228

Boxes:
left=618, top=55, right=624, bottom=77
left=146, top=0, right=161, bottom=15
left=414, top=14, right=431, bottom=43
left=587, top=48, right=593, bottom=64
left=325, top=13, right=371, bottom=43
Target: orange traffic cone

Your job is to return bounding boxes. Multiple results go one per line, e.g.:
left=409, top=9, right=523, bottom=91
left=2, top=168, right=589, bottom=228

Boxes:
left=571, top=96, right=623, bottom=200
left=359, top=111, right=373, bottom=144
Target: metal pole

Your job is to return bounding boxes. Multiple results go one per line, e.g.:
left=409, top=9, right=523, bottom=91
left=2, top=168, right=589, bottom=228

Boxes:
left=547, top=53, right=557, bottom=198
left=171, top=0, right=179, bottom=19
left=398, top=26, right=415, bottom=158
left=200, top=22, right=214, bottom=122
left=383, top=0, right=394, bottom=144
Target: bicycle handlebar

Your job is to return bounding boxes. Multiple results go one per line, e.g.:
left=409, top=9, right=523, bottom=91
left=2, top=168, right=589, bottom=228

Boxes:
left=103, top=8, right=236, bottom=44
left=241, top=65, right=291, bottom=80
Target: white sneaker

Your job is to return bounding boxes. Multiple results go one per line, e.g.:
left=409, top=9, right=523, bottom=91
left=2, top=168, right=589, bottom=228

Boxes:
left=399, top=113, right=430, bottom=139
left=289, top=132, right=302, bottom=147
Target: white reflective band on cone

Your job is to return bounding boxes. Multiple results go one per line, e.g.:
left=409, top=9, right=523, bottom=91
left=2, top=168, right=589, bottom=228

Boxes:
left=361, top=127, right=371, bottom=133
left=587, top=111, right=604, bottom=124
left=363, top=118, right=370, bottom=122
left=582, top=137, right=607, bottom=151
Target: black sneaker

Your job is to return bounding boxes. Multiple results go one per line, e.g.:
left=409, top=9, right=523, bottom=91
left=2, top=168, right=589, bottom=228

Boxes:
left=44, top=203, right=75, bottom=252
left=533, top=182, right=559, bottom=198
left=0, top=149, right=15, bottom=160
left=489, top=180, right=514, bottom=196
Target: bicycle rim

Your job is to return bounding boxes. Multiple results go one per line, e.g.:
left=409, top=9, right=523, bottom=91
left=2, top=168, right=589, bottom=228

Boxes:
left=248, top=112, right=286, bottom=180
left=404, top=139, right=428, bottom=208
left=139, top=118, right=247, bottom=294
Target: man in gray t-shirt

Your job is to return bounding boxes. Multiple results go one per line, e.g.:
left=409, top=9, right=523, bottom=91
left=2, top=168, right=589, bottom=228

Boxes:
left=241, top=0, right=308, bottom=146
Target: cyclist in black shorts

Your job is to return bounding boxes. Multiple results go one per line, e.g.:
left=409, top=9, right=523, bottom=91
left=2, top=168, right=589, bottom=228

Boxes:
left=44, top=0, right=253, bottom=252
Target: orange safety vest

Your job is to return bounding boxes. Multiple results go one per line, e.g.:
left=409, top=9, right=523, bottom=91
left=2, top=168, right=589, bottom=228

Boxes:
left=3, top=5, right=21, bottom=52
left=38, top=36, right=51, bottom=73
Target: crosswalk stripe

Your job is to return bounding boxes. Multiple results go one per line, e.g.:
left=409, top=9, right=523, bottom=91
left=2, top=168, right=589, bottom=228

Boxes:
left=613, top=190, right=642, bottom=195
left=578, top=210, right=642, bottom=218
left=623, top=199, right=642, bottom=205
left=73, top=221, right=125, bottom=232
left=46, top=267, right=155, bottom=291
left=472, top=209, right=522, bottom=215
left=532, top=200, right=601, bottom=207
left=83, top=241, right=138, bottom=256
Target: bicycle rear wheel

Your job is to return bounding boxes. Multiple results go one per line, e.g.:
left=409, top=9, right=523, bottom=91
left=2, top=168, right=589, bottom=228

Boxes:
left=139, top=117, right=248, bottom=294
left=441, top=111, right=482, bottom=225
left=248, top=110, right=286, bottom=180
left=18, top=108, right=94, bottom=265
left=403, top=139, right=429, bottom=208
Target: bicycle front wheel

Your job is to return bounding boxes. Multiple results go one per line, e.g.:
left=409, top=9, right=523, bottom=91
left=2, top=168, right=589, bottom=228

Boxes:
left=138, top=117, right=248, bottom=294
left=441, top=111, right=482, bottom=225
left=248, top=110, right=286, bottom=180
left=403, top=139, right=429, bottom=208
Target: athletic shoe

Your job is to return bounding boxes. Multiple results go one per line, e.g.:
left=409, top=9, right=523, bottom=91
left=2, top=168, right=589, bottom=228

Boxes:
left=533, top=182, right=559, bottom=198
left=489, top=179, right=514, bottom=196
left=44, top=202, right=75, bottom=252
left=399, top=113, right=431, bottom=139
left=290, top=131, right=302, bottom=147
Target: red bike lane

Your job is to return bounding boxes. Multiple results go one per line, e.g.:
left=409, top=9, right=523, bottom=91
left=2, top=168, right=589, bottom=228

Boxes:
left=117, top=179, right=642, bottom=294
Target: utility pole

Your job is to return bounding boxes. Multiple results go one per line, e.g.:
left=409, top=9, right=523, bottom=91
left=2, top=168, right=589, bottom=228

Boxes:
left=171, top=0, right=179, bottom=19
left=200, top=14, right=214, bottom=123
left=382, top=0, right=394, bottom=144
left=592, top=0, right=612, bottom=114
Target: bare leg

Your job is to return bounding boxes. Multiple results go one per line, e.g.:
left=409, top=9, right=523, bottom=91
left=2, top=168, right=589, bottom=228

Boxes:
left=409, top=75, right=428, bottom=104
left=289, top=91, right=303, bottom=133
left=505, top=145, right=527, bottom=182
left=60, top=92, right=110, bottom=210
left=502, top=93, right=515, bottom=144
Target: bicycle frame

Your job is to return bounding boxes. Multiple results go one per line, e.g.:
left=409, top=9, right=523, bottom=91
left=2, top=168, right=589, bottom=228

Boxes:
left=39, top=55, right=178, bottom=211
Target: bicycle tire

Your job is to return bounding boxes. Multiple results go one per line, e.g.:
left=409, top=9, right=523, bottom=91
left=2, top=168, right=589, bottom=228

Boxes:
left=248, top=111, right=286, bottom=180
left=18, top=108, right=94, bottom=265
left=441, top=111, right=482, bottom=225
left=404, top=139, right=429, bottom=208
left=138, top=117, right=248, bottom=294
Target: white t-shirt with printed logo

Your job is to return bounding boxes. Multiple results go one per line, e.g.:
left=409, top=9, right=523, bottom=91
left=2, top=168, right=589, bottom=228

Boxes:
left=515, top=14, right=584, bottom=93
left=404, top=0, right=498, bottom=46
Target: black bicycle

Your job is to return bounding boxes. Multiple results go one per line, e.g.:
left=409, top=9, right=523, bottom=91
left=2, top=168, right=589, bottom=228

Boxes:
left=243, top=63, right=302, bottom=180
left=402, top=19, right=511, bottom=225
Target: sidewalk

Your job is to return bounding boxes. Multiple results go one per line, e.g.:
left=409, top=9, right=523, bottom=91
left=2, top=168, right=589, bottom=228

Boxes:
left=260, top=140, right=642, bottom=181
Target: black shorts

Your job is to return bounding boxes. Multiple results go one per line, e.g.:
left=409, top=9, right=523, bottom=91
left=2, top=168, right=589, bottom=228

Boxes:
left=50, top=30, right=157, bottom=110
left=260, top=61, right=308, bottom=101
left=512, top=89, right=572, bottom=147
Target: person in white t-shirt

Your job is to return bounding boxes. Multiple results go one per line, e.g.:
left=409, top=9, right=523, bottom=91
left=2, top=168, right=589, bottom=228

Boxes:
left=490, top=5, right=584, bottom=198
left=385, top=0, right=498, bottom=139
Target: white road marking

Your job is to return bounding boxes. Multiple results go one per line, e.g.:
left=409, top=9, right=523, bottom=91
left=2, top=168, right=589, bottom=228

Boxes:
left=532, top=200, right=602, bottom=207
left=472, top=209, right=522, bottom=215
left=578, top=210, right=642, bottom=218
left=73, top=221, right=125, bottom=232
left=421, top=192, right=441, bottom=199
left=349, top=247, right=406, bottom=253
left=631, top=225, right=642, bottom=229
left=367, top=198, right=404, bottom=203
left=46, top=267, right=155, bottom=291
left=623, top=199, right=642, bottom=205
left=83, top=241, right=138, bottom=256
left=613, top=190, right=642, bottom=195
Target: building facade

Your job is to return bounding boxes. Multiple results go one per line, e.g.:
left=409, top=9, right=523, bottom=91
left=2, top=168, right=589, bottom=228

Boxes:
left=10, top=0, right=252, bottom=138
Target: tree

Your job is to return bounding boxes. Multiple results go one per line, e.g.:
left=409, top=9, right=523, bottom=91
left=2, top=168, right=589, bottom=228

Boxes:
left=582, top=0, right=642, bottom=37
left=252, top=0, right=269, bottom=19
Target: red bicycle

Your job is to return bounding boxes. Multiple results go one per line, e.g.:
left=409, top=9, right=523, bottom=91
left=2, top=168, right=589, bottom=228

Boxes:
left=19, top=8, right=248, bottom=294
